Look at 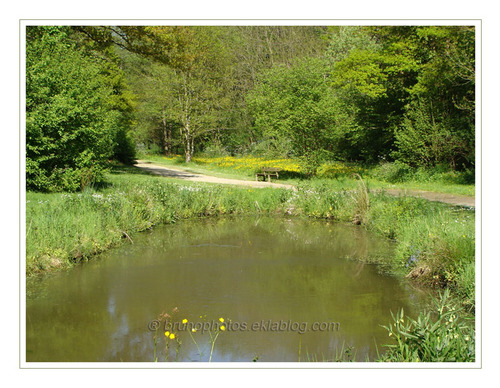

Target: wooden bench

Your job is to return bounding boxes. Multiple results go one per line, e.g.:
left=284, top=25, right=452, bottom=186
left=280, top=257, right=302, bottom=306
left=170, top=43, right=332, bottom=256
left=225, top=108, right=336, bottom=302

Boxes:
left=256, top=167, right=281, bottom=182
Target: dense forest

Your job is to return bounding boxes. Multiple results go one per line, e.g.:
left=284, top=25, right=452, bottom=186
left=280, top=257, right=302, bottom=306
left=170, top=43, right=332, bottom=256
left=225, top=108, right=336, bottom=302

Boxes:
left=26, top=25, right=475, bottom=191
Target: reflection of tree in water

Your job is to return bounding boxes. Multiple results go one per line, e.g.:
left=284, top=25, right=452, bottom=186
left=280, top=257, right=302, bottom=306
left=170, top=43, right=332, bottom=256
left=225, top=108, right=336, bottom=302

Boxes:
left=26, top=216, right=427, bottom=362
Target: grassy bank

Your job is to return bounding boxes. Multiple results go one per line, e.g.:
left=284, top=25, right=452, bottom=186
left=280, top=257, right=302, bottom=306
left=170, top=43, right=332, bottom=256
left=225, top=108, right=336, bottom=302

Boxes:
left=26, top=165, right=475, bottom=308
left=26, top=164, right=475, bottom=361
left=26, top=166, right=292, bottom=275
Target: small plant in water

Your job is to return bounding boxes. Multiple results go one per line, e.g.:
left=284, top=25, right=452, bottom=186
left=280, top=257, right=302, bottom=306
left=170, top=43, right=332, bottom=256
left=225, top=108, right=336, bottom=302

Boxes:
left=152, top=310, right=227, bottom=362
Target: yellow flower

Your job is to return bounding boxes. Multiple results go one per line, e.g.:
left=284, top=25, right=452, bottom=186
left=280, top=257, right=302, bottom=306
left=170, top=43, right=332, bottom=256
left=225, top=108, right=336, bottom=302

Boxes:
left=219, top=317, right=224, bottom=323
left=165, top=331, right=170, bottom=337
left=169, top=333, right=176, bottom=340
left=182, top=318, right=188, bottom=324
left=192, top=328, right=197, bottom=333
left=220, top=325, right=226, bottom=331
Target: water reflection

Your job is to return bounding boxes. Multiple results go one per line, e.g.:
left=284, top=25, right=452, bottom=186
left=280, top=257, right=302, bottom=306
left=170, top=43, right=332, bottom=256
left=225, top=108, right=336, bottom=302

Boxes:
left=26, top=216, right=429, bottom=362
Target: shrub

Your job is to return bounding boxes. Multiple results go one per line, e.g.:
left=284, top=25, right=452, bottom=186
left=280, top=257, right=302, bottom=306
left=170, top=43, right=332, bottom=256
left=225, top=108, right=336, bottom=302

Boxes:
left=26, top=26, right=131, bottom=191
left=370, top=161, right=412, bottom=183
left=316, top=161, right=362, bottom=179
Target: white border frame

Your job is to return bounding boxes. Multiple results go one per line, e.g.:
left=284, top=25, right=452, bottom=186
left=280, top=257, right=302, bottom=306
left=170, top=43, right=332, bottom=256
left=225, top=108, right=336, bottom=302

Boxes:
left=19, top=18, right=482, bottom=370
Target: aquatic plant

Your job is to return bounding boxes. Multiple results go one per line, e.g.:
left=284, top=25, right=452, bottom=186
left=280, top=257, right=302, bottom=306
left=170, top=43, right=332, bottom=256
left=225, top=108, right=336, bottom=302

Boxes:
left=152, top=310, right=227, bottom=362
left=379, top=290, right=475, bottom=362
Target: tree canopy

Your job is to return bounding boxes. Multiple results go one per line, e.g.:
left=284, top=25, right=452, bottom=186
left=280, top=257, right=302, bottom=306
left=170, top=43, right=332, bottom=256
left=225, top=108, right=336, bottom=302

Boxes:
left=26, top=25, right=475, bottom=191
left=26, top=26, right=135, bottom=191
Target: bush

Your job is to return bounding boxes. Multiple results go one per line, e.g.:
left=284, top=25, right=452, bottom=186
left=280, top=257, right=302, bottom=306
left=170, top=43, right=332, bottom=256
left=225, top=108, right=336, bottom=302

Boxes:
left=113, top=127, right=137, bottom=165
left=370, top=162, right=475, bottom=186
left=370, top=161, right=412, bottom=183
left=200, top=144, right=231, bottom=158
left=393, top=98, right=473, bottom=169
left=248, top=139, right=294, bottom=159
left=26, top=26, right=131, bottom=192
left=316, top=161, right=362, bottom=179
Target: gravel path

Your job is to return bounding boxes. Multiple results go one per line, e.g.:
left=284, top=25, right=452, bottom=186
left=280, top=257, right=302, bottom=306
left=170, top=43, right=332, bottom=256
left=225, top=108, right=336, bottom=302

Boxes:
left=134, top=161, right=475, bottom=208
left=381, top=189, right=475, bottom=208
left=134, top=161, right=296, bottom=190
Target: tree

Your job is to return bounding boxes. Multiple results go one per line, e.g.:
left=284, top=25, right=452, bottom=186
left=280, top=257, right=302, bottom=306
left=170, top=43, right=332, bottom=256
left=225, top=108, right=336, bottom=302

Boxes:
left=247, top=57, right=358, bottom=172
left=227, top=26, right=328, bottom=152
left=393, top=26, right=475, bottom=169
left=325, top=26, right=421, bottom=163
left=394, top=98, right=468, bottom=168
left=73, top=26, right=193, bottom=69
left=26, top=26, right=131, bottom=191
left=118, top=26, right=329, bottom=158
left=125, top=27, right=236, bottom=162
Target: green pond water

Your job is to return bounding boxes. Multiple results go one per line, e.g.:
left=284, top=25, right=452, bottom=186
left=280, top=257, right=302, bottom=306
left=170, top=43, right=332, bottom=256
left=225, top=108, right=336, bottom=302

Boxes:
left=26, top=216, right=429, bottom=362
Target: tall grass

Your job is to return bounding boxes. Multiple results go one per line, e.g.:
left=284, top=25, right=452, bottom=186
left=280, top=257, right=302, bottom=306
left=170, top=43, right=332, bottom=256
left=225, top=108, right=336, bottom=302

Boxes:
left=26, top=165, right=475, bottom=311
left=26, top=169, right=293, bottom=274
left=298, top=290, right=475, bottom=362
left=367, top=194, right=475, bottom=310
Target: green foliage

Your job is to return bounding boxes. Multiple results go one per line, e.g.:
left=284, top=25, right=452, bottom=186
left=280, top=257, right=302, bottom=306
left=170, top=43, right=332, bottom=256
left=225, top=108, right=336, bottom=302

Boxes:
left=247, top=57, right=358, bottom=172
left=26, top=26, right=134, bottom=191
left=393, top=27, right=475, bottom=170
left=112, top=127, right=137, bottom=164
left=27, top=26, right=475, bottom=188
left=326, top=26, right=379, bottom=64
left=123, top=26, right=236, bottom=162
left=331, top=49, right=388, bottom=99
left=316, top=161, right=363, bottom=179
left=325, top=27, right=412, bottom=162
left=74, top=26, right=194, bottom=69
left=394, top=99, right=468, bottom=168
left=370, top=161, right=413, bottom=183
left=380, top=290, right=475, bottom=362
left=323, top=26, right=474, bottom=168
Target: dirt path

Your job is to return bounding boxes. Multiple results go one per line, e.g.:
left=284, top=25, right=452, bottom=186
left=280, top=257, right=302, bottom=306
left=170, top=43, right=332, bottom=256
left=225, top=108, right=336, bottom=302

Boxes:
left=134, top=161, right=475, bottom=208
left=134, top=160, right=296, bottom=190
left=380, top=189, right=475, bottom=208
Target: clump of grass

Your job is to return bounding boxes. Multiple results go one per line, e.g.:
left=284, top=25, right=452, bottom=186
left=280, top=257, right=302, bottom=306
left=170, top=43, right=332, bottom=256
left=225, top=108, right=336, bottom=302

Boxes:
left=299, top=291, right=475, bottom=362
left=351, top=174, right=370, bottom=225
left=359, top=192, right=475, bottom=310
left=379, top=289, right=475, bottom=362
left=316, top=161, right=365, bottom=179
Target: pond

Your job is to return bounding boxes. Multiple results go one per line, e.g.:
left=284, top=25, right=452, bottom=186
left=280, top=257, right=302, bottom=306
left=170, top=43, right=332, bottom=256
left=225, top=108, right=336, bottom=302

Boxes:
left=26, top=216, right=429, bottom=362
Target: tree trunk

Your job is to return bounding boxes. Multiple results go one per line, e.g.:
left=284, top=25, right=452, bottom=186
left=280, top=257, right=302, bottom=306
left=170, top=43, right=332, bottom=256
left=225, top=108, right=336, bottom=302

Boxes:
left=185, top=136, right=193, bottom=163
left=161, top=110, right=172, bottom=155
left=184, top=120, right=193, bottom=163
